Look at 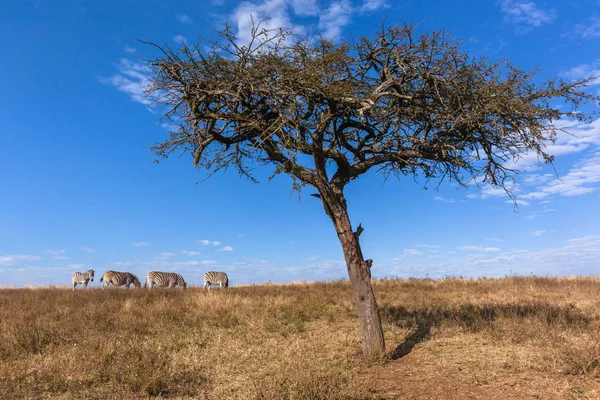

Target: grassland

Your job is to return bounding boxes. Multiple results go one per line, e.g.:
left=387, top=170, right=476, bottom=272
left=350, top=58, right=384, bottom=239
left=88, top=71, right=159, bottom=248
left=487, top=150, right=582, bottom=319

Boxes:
left=1, top=276, right=599, bottom=399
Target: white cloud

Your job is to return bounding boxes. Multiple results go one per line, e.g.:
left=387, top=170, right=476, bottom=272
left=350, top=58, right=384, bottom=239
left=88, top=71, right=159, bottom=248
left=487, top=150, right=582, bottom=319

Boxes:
left=499, top=1, right=556, bottom=31
left=132, top=241, right=150, bottom=247
left=124, top=45, right=136, bottom=53
left=392, top=249, right=424, bottom=263
left=99, top=59, right=153, bottom=105
left=565, top=60, right=600, bottom=86
left=230, top=0, right=361, bottom=45
left=484, top=237, right=504, bottom=242
left=361, top=0, right=390, bottom=11
left=525, top=208, right=555, bottom=220
left=80, top=247, right=96, bottom=253
left=238, top=233, right=247, bottom=238
left=218, top=246, right=234, bottom=252
left=196, top=240, right=221, bottom=246
left=231, top=0, right=307, bottom=46
left=471, top=119, right=600, bottom=204
left=458, top=246, right=501, bottom=252
left=434, top=195, right=455, bottom=203
left=177, top=14, right=193, bottom=24
left=531, top=230, right=546, bottom=236
left=173, top=35, right=187, bottom=45
left=383, top=236, right=600, bottom=279
left=574, top=15, right=600, bottom=39
left=44, top=249, right=65, bottom=255
left=157, top=252, right=176, bottom=260
left=307, top=255, right=320, bottom=261
left=506, top=199, right=530, bottom=206
left=319, top=0, right=353, bottom=40
left=525, top=151, right=600, bottom=199
left=0, top=255, right=42, bottom=266
left=182, top=250, right=201, bottom=256
left=291, top=0, right=319, bottom=15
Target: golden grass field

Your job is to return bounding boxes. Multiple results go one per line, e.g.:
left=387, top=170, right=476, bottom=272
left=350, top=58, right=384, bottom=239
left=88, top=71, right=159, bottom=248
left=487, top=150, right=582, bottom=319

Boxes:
left=1, top=276, right=599, bottom=399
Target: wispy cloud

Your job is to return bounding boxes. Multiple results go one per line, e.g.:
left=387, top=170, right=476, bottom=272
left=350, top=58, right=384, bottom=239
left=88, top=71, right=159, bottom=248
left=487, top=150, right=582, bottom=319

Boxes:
left=531, top=230, right=546, bottom=236
left=434, top=195, right=455, bottom=203
left=499, top=0, right=556, bottom=33
left=80, top=247, right=96, bottom=253
left=467, top=118, right=600, bottom=204
left=360, top=0, right=390, bottom=11
left=521, top=151, right=600, bottom=200
left=132, top=241, right=150, bottom=247
left=291, top=0, right=319, bottom=16
left=124, top=45, right=136, bottom=53
left=403, top=248, right=423, bottom=257
left=386, top=236, right=600, bottom=279
left=231, top=0, right=308, bottom=46
left=196, top=240, right=221, bottom=246
left=99, top=59, right=153, bottom=105
left=229, top=0, right=385, bottom=46
left=574, top=15, right=600, bottom=39
left=484, top=237, right=505, bottom=242
left=457, top=246, right=501, bottom=252
left=319, top=0, right=353, bottom=40
left=177, top=14, right=193, bottom=24
left=565, top=60, right=600, bottom=86
left=0, top=255, right=42, bottom=266
left=44, top=249, right=65, bottom=256
left=157, top=252, right=176, bottom=260
left=182, top=250, right=201, bottom=256
left=218, top=246, right=234, bottom=252
left=173, top=35, right=187, bottom=45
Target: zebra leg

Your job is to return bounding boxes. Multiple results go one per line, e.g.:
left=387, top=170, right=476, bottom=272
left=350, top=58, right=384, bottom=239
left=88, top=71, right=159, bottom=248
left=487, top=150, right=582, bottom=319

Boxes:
left=72, top=282, right=77, bottom=291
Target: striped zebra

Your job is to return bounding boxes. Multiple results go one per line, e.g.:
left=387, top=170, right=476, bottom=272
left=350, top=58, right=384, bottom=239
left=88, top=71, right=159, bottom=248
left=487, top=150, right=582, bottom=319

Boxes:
left=72, top=270, right=95, bottom=291
left=144, top=271, right=187, bottom=289
left=100, top=270, right=141, bottom=289
left=203, top=271, right=229, bottom=289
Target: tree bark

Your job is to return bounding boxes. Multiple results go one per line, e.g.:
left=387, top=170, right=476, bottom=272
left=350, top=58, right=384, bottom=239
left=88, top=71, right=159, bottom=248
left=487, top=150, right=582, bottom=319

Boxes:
left=319, top=187, right=386, bottom=358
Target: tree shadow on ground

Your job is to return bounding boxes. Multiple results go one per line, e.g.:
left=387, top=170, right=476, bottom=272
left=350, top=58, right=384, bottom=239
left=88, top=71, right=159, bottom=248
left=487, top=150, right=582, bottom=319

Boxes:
left=381, top=301, right=591, bottom=360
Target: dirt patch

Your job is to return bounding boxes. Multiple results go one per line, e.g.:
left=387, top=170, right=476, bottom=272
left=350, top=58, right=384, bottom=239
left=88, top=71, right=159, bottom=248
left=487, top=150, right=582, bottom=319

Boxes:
left=366, top=334, right=600, bottom=399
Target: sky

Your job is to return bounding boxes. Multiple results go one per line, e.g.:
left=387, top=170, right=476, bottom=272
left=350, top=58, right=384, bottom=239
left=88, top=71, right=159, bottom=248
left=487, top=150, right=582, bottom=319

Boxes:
left=1, top=0, right=599, bottom=287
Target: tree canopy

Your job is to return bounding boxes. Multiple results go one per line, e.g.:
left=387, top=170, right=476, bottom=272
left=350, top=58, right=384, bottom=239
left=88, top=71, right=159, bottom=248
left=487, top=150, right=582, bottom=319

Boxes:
left=147, top=23, right=597, bottom=196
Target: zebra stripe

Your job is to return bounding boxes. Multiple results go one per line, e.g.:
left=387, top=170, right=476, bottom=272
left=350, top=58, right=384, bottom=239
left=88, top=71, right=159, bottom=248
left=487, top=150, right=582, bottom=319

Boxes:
left=144, top=271, right=187, bottom=289
left=100, top=271, right=141, bottom=289
left=72, top=270, right=95, bottom=291
left=203, top=271, right=229, bottom=289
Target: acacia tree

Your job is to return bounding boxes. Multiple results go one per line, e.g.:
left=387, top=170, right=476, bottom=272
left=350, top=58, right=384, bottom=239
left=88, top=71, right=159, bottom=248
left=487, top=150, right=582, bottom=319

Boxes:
left=144, top=23, right=597, bottom=358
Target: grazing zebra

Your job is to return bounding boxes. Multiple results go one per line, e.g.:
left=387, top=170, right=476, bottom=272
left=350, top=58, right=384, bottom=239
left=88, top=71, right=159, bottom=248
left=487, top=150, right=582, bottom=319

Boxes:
left=100, top=270, right=141, bottom=289
left=144, top=271, right=186, bottom=289
left=203, top=271, right=229, bottom=290
left=72, top=270, right=95, bottom=291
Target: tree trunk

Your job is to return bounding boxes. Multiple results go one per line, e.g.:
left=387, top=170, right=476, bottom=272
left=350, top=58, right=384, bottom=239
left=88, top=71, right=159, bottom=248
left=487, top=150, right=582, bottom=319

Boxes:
left=319, top=187, right=386, bottom=358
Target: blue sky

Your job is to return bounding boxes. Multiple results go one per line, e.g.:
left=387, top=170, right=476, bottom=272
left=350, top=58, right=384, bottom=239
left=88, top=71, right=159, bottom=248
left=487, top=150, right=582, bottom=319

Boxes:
left=1, top=0, right=599, bottom=287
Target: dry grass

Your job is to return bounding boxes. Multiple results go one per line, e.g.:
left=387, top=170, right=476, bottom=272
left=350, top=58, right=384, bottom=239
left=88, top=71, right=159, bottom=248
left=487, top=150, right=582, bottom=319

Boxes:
left=1, top=276, right=599, bottom=399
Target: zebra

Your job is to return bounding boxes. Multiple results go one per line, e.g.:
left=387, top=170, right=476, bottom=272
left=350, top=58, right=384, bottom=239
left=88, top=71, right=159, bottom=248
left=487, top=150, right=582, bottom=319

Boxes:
left=72, top=270, right=95, bottom=291
left=144, top=271, right=187, bottom=289
left=100, top=270, right=141, bottom=289
left=203, top=271, right=229, bottom=290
